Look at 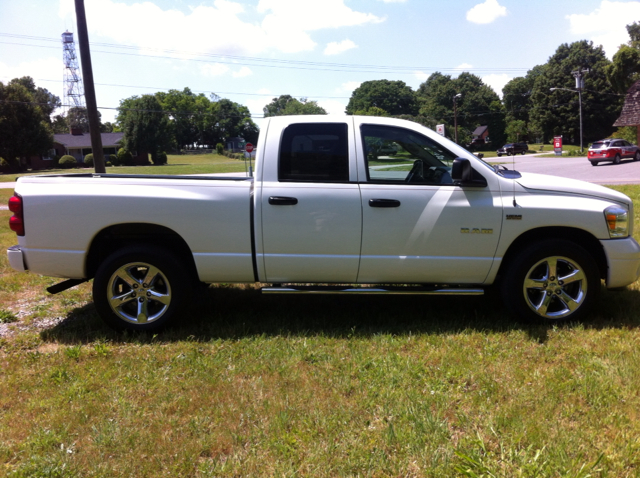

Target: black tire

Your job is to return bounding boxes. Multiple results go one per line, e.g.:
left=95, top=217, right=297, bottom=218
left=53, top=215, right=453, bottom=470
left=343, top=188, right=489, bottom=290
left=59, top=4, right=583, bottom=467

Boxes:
left=93, top=245, right=191, bottom=332
left=497, top=153, right=503, bottom=157
left=590, top=161, right=598, bottom=166
left=613, top=154, right=621, bottom=165
left=507, top=151, right=512, bottom=156
left=521, top=150, right=526, bottom=155
left=634, top=151, right=640, bottom=161
left=501, top=239, right=599, bottom=323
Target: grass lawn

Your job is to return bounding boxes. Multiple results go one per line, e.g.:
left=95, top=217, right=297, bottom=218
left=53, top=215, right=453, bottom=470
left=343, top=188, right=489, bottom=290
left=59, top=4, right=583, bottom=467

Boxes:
left=0, top=153, right=249, bottom=182
left=1, top=186, right=640, bottom=476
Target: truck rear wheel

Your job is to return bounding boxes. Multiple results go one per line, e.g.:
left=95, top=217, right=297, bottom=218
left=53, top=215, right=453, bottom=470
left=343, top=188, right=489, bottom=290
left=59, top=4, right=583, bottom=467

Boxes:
left=93, top=245, right=190, bottom=331
left=501, top=240, right=599, bottom=322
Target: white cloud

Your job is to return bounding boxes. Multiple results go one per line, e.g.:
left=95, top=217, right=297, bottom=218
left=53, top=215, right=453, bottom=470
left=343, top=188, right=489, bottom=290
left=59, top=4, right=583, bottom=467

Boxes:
left=455, top=63, right=474, bottom=71
left=200, top=63, right=230, bottom=77
left=337, top=81, right=362, bottom=93
left=0, top=57, right=65, bottom=104
left=482, top=73, right=512, bottom=98
left=378, top=0, right=407, bottom=2
left=232, top=66, right=253, bottom=78
left=466, top=0, right=507, bottom=24
left=414, top=71, right=430, bottom=82
left=566, top=0, right=640, bottom=58
left=324, top=39, right=357, bottom=55
left=59, top=0, right=384, bottom=58
left=317, top=98, right=348, bottom=115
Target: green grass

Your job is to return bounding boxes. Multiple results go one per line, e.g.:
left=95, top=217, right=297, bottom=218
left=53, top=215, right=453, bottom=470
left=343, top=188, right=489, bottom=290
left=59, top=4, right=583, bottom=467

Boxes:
left=1, top=186, right=640, bottom=476
left=0, top=153, right=249, bottom=182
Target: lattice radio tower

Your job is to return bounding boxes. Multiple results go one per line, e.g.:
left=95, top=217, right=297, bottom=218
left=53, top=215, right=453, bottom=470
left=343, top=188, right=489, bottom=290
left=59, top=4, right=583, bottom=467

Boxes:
left=62, top=31, right=86, bottom=113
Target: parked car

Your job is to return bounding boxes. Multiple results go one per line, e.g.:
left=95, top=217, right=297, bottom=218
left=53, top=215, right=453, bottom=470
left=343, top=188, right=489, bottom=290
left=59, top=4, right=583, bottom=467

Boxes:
left=588, top=139, right=640, bottom=166
left=497, top=143, right=528, bottom=156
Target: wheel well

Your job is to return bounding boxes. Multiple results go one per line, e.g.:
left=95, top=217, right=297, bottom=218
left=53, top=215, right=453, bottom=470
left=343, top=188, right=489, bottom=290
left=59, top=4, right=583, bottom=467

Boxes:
left=85, top=223, right=199, bottom=281
left=497, top=227, right=607, bottom=281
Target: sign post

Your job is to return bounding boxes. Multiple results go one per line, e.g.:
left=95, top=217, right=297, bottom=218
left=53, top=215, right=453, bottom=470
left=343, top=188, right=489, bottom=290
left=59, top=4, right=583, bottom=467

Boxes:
left=245, top=143, right=254, bottom=177
left=554, top=136, right=563, bottom=156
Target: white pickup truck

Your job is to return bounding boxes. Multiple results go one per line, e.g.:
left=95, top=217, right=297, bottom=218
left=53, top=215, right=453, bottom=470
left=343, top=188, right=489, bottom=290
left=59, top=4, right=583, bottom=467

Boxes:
left=7, top=115, right=640, bottom=331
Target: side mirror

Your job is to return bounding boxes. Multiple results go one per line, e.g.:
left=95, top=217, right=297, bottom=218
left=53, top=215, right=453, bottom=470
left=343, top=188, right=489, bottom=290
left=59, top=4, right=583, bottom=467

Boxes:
left=451, top=158, right=487, bottom=187
left=451, top=158, right=472, bottom=182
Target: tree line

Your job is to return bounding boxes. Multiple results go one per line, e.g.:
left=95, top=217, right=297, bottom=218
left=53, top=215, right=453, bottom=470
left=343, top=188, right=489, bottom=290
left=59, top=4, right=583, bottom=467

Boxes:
left=1, top=22, right=639, bottom=169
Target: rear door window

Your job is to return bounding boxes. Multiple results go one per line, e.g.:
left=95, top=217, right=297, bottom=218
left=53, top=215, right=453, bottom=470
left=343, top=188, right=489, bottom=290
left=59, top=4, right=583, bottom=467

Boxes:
left=278, top=123, right=349, bottom=182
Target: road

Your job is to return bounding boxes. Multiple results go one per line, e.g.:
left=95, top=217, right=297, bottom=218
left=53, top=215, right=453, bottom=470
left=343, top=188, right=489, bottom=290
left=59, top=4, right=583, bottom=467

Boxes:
left=494, top=153, right=640, bottom=185
left=1, top=154, right=638, bottom=191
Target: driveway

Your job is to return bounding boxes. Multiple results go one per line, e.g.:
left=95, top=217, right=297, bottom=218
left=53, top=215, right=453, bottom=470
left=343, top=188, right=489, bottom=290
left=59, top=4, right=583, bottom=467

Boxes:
left=492, top=153, right=640, bottom=185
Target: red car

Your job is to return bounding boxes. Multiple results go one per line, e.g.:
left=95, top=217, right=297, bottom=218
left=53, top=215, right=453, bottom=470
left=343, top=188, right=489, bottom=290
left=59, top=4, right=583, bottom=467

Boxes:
left=588, top=139, right=640, bottom=166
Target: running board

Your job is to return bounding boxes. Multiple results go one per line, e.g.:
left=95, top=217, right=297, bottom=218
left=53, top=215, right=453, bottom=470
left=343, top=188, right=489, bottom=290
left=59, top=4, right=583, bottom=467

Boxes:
left=261, top=286, right=484, bottom=296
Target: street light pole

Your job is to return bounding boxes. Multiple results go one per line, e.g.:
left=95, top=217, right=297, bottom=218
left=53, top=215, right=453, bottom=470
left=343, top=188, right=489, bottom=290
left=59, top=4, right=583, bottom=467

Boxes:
left=550, top=68, right=589, bottom=152
left=453, top=93, right=462, bottom=144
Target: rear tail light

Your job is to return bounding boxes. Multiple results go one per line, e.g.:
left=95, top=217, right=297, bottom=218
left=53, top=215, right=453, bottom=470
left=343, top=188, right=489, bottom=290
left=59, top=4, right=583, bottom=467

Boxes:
left=8, top=194, right=24, bottom=236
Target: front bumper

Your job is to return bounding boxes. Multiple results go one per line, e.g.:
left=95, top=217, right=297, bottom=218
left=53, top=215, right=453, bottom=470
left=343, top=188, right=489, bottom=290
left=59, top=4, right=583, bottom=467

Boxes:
left=600, top=237, right=640, bottom=288
left=7, top=245, right=26, bottom=272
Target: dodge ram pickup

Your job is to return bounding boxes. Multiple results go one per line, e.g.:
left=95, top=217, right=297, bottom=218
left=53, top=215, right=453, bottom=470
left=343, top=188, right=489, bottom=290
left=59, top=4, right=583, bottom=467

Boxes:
left=7, top=115, right=640, bottom=331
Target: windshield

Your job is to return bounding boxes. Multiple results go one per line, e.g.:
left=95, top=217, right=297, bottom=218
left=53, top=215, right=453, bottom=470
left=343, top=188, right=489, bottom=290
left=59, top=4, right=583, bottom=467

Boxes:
left=591, top=141, right=610, bottom=149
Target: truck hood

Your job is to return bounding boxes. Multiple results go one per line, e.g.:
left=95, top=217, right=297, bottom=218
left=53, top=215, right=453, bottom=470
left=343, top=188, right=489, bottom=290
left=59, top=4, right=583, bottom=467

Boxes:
left=515, top=172, right=630, bottom=205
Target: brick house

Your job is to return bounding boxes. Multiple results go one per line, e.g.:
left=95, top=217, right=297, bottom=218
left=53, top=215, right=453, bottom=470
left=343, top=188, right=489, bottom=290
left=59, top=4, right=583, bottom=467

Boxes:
left=613, top=79, right=640, bottom=145
left=28, top=129, right=149, bottom=170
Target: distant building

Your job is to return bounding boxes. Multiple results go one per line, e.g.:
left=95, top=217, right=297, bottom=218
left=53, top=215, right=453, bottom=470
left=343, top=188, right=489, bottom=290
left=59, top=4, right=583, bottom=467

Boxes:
left=471, top=125, right=490, bottom=142
left=613, top=79, right=640, bottom=145
left=28, top=129, right=148, bottom=170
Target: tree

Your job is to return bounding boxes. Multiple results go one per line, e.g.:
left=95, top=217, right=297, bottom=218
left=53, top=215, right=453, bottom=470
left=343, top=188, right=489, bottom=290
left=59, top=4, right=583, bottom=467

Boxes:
left=605, top=22, right=640, bottom=94
left=346, top=80, right=419, bottom=116
left=417, top=72, right=506, bottom=146
left=117, top=94, right=172, bottom=164
left=529, top=40, right=621, bottom=144
left=0, top=78, right=54, bottom=170
left=263, top=95, right=326, bottom=116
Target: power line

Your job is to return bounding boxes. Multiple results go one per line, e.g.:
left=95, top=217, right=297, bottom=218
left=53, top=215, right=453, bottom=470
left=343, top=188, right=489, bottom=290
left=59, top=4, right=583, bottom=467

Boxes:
left=0, top=33, right=530, bottom=75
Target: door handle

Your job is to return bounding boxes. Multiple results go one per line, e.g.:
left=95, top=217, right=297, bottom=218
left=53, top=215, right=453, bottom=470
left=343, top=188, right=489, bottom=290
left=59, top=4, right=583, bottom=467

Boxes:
left=269, top=196, right=298, bottom=206
left=369, top=199, right=401, bottom=208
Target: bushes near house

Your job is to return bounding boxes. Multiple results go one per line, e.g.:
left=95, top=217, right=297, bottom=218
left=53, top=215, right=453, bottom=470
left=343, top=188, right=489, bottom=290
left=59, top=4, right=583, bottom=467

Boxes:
left=116, top=148, right=133, bottom=166
left=153, top=151, right=168, bottom=165
left=216, top=143, right=224, bottom=155
left=83, top=153, right=94, bottom=167
left=58, top=155, right=77, bottom=169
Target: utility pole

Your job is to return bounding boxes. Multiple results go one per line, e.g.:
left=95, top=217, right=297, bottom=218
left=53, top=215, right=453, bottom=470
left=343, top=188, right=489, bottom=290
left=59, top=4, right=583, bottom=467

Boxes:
left=453, top=93, right=462, bottom=144
left=572, top=68, right=589, bottom=153
left=74, top=0, right=106, bottom=173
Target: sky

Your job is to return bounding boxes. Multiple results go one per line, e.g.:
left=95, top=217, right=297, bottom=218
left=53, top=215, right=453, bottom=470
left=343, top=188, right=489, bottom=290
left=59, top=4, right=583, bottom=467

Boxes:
left=1, top=0, right=639, bottom=127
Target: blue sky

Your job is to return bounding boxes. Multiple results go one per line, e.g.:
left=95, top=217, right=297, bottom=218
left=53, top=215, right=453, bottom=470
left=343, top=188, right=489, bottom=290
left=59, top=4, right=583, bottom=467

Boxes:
left=1, top=0, right=639, bottom=126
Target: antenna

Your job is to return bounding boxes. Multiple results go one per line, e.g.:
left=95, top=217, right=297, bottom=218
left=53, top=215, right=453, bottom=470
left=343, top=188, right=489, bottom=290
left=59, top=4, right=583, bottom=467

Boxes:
left=62, top=31, right=86, bottom=114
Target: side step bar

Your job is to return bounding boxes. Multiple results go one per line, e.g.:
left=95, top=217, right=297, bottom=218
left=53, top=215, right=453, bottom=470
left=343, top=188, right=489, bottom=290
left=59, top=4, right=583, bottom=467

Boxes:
left=261, top=286, right=484, bottom=296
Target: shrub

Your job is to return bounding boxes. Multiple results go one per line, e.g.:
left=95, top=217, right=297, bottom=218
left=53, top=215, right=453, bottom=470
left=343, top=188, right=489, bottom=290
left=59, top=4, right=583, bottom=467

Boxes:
left=83, top=153, right=94, bottom=167
left=109, top=154, right=117, bottom=165
left=216, top=143, right=224, bottom=155
left=116, top=148, right=133, bottom=166
left=105, top=161, right=112, bottom=167
left=152, top=151, right=168, bottom=165
left=59, top=155, right=77, bottom=169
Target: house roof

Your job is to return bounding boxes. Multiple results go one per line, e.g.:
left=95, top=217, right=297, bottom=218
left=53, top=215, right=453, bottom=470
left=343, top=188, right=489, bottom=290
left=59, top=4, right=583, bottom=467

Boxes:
left=472, top=125, right=488, bottom=136
left=614, top=79, right=640, bottom=127
left=53, top=132, right=124, bottom=148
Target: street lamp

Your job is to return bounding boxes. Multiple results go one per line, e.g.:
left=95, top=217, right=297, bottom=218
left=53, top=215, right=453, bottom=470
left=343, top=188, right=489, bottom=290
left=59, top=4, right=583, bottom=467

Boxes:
left=550, top=68, right=589, bottom=152
left=453, top=93, right=462, bottom=144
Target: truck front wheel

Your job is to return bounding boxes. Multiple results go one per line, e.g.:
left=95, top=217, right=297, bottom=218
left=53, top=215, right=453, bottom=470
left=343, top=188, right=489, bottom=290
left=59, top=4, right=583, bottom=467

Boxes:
left=93, top=246, right=190, bottom=331
left=501, top=240, right=599, bottom=322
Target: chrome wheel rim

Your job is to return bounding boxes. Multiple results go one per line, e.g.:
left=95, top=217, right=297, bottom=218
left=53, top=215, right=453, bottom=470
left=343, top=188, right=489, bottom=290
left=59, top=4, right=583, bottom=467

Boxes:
left=107, top=262, right=171, bottom=324
left=523, top=256, right=587, bottom=319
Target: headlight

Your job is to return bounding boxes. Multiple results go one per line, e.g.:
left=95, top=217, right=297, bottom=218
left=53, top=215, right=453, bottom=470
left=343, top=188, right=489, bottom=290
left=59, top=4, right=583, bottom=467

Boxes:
left=604, top=206, right=629, bottom=238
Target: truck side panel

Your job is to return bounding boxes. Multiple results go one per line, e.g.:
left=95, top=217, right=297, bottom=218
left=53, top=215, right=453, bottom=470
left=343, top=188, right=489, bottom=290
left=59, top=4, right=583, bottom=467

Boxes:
left=15, top=177, right=255, bottom=282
